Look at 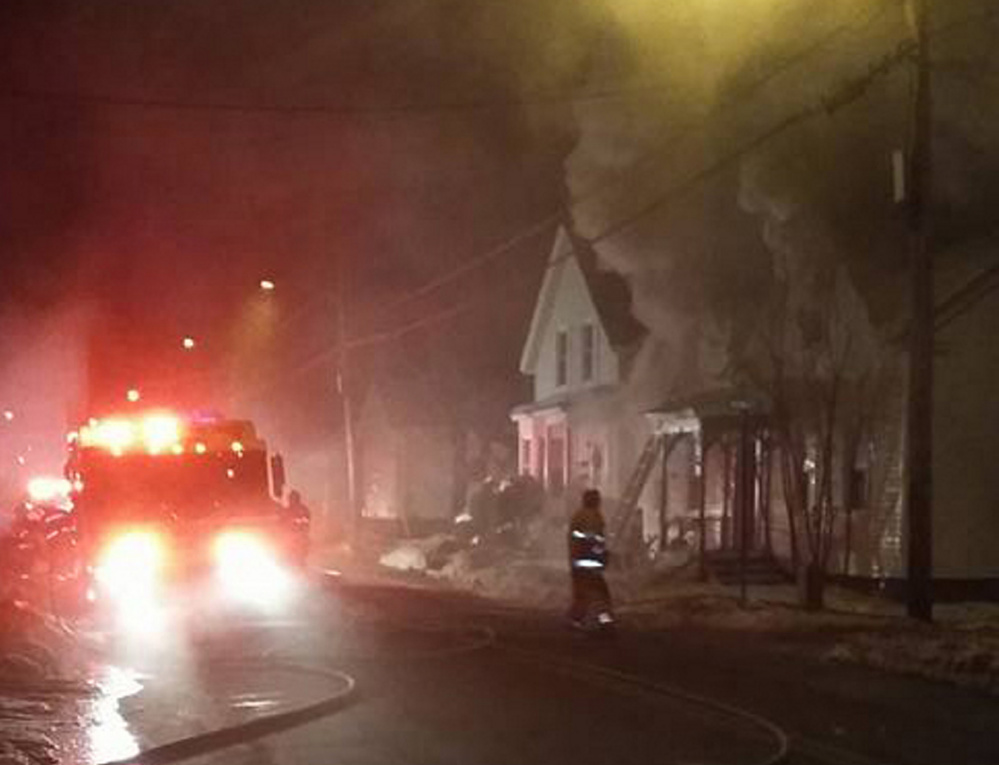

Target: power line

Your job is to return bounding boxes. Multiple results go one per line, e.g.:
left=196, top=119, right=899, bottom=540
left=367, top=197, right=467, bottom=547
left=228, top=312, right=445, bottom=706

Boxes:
left=279, top=33, right=916, bottom=379
left=277, top=297, right=478, bottom=389
left=363, top=1, right=899, bottom=326
left=590, top=39, right=915, bottom=247
left=347, top=299, right=476, bottom=350
left=570, top=0, right=895, bottom=209
left=250, top=3, right=947, bottom=391
left=0, top=78, right=741, bottom=120
left=6, top=0, right=978, bottom=125
left=363, top=215, right=561, bottom=322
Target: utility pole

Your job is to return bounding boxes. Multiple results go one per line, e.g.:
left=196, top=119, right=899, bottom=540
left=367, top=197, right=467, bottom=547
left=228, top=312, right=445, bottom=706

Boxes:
left=906, top=0, right=934, bottom=622
left=335, top=248, right=359, bottom=542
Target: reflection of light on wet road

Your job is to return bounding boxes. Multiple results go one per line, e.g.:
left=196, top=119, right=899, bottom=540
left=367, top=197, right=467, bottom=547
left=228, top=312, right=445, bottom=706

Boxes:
left=228, top=690, right=287, bottom=717
left=89, top=666, right=143, bottom=764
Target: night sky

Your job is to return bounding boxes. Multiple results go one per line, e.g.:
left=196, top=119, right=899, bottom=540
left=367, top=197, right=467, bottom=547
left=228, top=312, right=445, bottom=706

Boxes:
left=3, top=1, right=994, bottom=507
left=0, top=1, right=599, bottom=495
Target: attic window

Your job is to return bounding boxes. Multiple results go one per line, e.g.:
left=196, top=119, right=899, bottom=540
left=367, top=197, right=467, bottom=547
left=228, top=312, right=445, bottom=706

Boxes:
left=555, top=330, right=568, bottom=387
left=581, top=324, right=595, bottom=382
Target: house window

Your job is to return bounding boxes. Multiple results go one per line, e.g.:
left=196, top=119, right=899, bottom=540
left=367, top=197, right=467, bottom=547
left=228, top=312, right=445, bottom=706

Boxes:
left=520, top=438, right=533, bottom=476
left=547, top=429, right=565, bottom=494
left=848, top=466, right=869, bottom=509
left=588, top=442, right=604, bottom=487
left=555, top=330, right=568, bottom=387
left=581, top=324, right=595, bottom=382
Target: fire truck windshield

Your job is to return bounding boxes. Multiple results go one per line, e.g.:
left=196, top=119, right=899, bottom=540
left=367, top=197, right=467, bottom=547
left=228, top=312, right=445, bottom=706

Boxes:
left=76, top=449, right=270, bottom=522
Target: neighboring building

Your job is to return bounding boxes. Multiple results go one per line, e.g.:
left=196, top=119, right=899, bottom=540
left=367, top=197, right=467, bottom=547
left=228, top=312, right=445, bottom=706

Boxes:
left=511, top=225, right=646, bottom=502
left=514, top=226, right=999, bottom=589
left=642, top=251, right=999, bottom=589
left=874, top=251, right=999, bottom=583
left=357, top=376, right=458, bottom=529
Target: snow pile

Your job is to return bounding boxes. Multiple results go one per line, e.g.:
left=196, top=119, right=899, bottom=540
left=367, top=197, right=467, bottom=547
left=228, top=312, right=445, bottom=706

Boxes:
left=0, top=700, right=61, bottom=765
left=621, top=580, right=999, bottom=695
left=0, top=600, right=86, bottom=684
left=380, top=544, right=428, bottom=573
left=378, top=534, right=457, bottom=573
left=827, top=623, right=999, bottom=695
left=432, top=551, right=567, bottom=608
left=0, top=601, right=92, bottom=765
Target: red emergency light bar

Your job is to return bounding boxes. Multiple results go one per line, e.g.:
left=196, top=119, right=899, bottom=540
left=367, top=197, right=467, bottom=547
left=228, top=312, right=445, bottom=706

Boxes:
left=74, top=412, right=263, bottom=457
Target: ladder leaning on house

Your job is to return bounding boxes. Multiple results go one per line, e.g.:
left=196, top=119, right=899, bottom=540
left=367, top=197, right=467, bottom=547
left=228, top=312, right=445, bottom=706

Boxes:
left=610, top=434, right=663, bottom=556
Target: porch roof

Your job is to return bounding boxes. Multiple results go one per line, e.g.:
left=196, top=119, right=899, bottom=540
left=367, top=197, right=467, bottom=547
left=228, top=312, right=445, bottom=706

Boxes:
left=645, top=388, right=770, bottom=433
left=510, top=384, right=618, bottom=419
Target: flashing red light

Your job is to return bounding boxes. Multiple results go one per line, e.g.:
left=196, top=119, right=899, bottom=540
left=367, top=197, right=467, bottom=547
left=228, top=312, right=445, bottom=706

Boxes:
left=79, top=414, right=184, bottom=455
left=95, top=530, right=165, bottom=594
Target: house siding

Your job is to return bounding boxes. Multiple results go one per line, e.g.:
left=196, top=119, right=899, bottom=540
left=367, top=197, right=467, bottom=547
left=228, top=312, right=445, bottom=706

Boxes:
left=932, top=287, right=999, bottom=578
left=533, top=256, right=620, bottom=401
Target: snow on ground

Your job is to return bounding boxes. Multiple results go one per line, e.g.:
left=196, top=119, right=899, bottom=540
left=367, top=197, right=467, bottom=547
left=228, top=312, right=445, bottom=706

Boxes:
left=0, top=598, right=95, bottom=765
left=369, top=531, right=999, bottom=695
left=624, top=579, right=999, bottom=696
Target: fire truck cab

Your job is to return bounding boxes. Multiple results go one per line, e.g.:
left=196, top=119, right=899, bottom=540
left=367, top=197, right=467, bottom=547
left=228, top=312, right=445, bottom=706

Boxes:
left=65, top=411, right=307, bottom=626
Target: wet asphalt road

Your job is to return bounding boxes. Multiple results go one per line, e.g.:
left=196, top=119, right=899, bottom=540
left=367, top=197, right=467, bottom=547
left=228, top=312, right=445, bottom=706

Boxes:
left=106, top=577, right=999, bottom=765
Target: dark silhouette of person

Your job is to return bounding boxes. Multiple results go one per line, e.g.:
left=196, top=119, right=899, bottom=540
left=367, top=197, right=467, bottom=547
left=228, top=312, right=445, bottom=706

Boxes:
left=568, top=489, right=614, bottom=628
left=286, top=490, right=311, bottom=567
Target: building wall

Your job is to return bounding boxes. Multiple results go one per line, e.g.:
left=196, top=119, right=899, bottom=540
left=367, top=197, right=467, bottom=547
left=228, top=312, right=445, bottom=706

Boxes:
left=358, top=392, right=397, bottom=519
left=533, top=257, right=620, bottom=401
left=932, top=289, right=999, bottom=578
left=400, top=426, right=455, bottom=520
left=358, top=391, right=455, bottom=522
left=515, top=393, right=652, bottom=515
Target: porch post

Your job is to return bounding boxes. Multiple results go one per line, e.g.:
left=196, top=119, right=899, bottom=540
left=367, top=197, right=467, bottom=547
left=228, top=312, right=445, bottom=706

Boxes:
left=658, top=434, right=670, bottom=550
left=760, top=430, right=773, bottom=553
left=563, top=422, right=571, bottom=490
left=722, top=438, right=732, bottom=549
left=542, top=422, right=550, bottom=490
left=738, top=407, right=752, bottom=608
left=698, top=428, right=708, bottom=581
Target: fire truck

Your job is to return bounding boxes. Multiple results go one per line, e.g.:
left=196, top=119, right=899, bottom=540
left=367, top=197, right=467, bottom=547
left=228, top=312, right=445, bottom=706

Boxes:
left=65, top=411, right=308, bottom=628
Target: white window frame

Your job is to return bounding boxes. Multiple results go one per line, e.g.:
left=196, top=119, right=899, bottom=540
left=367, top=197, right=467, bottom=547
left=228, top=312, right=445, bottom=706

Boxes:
left=581, top=323, right=595, bottom=382
left=555, top=329, right=569, bottom=388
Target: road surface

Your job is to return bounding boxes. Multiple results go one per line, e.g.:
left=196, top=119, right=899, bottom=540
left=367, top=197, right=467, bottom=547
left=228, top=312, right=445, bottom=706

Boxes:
left=102, top=576, right=999, bottom=765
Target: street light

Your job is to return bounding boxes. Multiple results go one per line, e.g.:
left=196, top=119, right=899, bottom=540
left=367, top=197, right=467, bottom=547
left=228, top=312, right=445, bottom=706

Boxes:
left=182, top=336, right=196, bottom=350
left=2, top=410, right=13, bottom=422
left=259, top=279, right=276, bottom=292
left=126, top=389, right=141, bottom=403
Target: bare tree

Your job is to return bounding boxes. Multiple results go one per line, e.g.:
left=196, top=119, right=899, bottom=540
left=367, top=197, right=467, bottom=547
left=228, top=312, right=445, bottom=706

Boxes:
left=745, top=243, right=882, bottom=608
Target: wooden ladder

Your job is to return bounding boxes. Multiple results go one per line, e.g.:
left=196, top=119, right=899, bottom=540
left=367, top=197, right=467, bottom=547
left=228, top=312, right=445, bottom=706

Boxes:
left=611, top=434, right=663, bottom=550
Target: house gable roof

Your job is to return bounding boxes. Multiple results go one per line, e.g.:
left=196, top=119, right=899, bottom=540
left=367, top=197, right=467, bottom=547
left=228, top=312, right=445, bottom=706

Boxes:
left=565, top=226, right=646, bottom=350
left=519, top=225, right=645, bottom=375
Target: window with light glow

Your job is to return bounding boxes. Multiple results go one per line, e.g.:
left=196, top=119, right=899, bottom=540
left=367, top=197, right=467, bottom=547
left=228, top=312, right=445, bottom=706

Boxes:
left=581, top=324, right=595, bottom=382
left=555, top=330, right=568, bottom=387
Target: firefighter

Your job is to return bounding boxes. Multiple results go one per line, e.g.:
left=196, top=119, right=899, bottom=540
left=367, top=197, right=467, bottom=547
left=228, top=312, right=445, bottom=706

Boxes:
left=285, top=490, right=311, bottom=568
left=568, top=489, right=614, bottom=630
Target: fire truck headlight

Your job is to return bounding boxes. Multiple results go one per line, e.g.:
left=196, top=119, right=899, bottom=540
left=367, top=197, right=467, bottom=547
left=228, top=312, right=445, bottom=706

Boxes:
left=94, top=531, right=164, bottom=597
left=214, top=531, right=291, bottom=607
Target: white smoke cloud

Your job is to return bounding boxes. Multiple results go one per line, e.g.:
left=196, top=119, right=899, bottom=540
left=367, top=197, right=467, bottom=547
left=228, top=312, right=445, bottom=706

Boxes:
left=0, top=302, right=95, bottom=504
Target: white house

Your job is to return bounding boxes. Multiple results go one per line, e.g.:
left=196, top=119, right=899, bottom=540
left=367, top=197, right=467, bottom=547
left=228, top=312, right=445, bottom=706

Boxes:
left=511, top=225, right=646, bottom=502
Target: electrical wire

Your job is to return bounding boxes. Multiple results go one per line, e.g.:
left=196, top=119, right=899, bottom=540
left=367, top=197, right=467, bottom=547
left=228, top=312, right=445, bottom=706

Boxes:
left=261, top=35, right=915, bottom=398
left=364, top=38, right=915, bottom=343
left=364, top=0, right=986, bottom=325
left=0, top=78, right=779, bottom=120
left=362, top=0, right=897, bottom=327
left=286, top=297, right=478, bottom=384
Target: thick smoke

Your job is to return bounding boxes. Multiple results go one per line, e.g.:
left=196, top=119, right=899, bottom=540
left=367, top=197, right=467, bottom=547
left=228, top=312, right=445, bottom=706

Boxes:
left=0, top=303, right=94, bottom=506
left=569, top=0, right=998, bottom=405
left=565, top=0, right=941, bottom=402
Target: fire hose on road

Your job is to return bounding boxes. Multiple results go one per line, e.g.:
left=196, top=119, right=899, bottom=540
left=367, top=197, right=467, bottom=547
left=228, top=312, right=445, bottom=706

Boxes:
left=97, top=662, right=357, bottom=765
left=92, top=573, right=887, bottom=765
